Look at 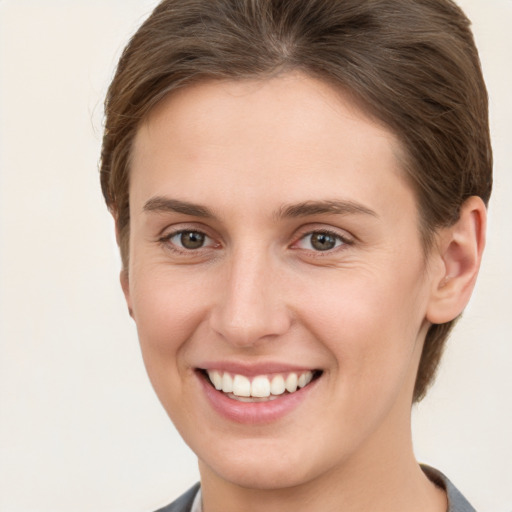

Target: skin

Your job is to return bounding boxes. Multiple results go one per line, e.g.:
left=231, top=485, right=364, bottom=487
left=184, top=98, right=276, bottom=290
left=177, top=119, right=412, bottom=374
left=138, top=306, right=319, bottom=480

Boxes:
left=122, top=73, right=485, bottom=512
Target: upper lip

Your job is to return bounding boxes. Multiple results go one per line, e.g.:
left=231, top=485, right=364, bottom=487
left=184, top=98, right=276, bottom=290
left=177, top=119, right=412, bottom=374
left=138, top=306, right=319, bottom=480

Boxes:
left=197, top=361, right=319, bottom=376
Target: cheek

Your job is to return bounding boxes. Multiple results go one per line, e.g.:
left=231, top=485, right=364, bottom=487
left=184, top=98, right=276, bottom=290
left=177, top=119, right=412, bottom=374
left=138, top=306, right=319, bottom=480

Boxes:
left=129, top=266, right=206, bottom=370
left=295, top=275, right=427, bottom=442
left=298, top=265, right=428, bottom=385
left=128, top=267, right=212, bottom=424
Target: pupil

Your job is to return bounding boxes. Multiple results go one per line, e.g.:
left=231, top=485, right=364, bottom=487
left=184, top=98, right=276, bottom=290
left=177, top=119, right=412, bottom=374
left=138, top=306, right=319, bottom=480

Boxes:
left=311, top=233, right=336, bottom=251
left=181, top=231, right=205, bottom=249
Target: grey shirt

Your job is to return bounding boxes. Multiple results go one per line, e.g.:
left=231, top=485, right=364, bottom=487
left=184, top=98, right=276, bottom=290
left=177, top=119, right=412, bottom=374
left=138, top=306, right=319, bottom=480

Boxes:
left=423, top=465, right=477, bottom=512
left=155, top=466, right=476, bottom=512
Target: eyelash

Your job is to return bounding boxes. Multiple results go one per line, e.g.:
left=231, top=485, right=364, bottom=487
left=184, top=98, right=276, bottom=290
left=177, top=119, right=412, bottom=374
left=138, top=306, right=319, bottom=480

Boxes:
left=158, top=227, right=353, bottom=256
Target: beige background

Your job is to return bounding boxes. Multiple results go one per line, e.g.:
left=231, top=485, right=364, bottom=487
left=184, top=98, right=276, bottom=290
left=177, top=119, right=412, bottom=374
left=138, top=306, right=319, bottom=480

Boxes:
left=0, top=1, right=510, bottom=511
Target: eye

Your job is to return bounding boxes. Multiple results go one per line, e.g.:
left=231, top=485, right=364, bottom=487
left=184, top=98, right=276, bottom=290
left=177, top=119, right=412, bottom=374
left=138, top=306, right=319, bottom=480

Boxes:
left=296, top=231, right=347, bottom=252
left=162, top=230, right=215, bottom=251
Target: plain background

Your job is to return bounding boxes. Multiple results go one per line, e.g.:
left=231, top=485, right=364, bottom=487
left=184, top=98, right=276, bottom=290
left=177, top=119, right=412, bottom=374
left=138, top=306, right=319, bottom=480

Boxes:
left=0, top=1, right=510, bottom=511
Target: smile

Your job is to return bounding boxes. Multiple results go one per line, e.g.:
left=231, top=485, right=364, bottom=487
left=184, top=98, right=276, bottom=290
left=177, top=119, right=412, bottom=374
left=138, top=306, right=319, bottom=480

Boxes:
left=197, top=366, right=323, bottom=423
left=205, top=370, right=319, bottom=402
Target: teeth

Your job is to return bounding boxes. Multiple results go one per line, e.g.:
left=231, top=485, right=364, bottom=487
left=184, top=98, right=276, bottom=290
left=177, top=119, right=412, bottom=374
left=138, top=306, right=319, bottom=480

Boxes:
left=206, top=370, right=315, bottom=399
left=210, top=370, right=222, bottom=390
left=232, top=374, right=251, bottom=397
left=270, top=375, right=285, bottom=395
left=285, top=373, right=298, bottom=392
left=251, top=376, right=271, bottom=398
left=230, top=394, right=280, bottom=403
left=222, top=372, right=233, bottom=393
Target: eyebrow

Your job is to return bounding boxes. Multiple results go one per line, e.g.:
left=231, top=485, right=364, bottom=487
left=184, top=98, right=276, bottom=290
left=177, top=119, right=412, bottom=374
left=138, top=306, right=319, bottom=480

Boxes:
left=143, top=197, right=214, bottom=218
left=275, top=200, right=378, bottom=220
left=143, top=196, right=378, bottom=220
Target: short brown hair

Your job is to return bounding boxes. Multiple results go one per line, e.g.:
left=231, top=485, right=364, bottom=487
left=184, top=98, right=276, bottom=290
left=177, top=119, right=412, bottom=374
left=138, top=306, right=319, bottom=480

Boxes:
left=100, top=0, right=492, bottom=401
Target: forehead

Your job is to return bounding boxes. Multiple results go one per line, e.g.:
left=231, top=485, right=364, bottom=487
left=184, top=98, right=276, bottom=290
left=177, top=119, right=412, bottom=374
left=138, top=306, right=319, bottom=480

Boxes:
left=130, top=73, right=415, bottom=222
left=136, top=73, right=396, bottom=153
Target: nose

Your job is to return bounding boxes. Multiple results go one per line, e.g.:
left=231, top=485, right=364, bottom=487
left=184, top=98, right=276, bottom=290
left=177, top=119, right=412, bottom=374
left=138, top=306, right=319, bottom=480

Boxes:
left=209, top=247, right=292, bottom=348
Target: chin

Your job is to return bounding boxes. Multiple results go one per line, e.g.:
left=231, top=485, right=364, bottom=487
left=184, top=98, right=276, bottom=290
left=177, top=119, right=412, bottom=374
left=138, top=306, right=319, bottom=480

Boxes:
left=202, top=454, right=317, bottom=491
left=194, top=433, right=340, bottom=492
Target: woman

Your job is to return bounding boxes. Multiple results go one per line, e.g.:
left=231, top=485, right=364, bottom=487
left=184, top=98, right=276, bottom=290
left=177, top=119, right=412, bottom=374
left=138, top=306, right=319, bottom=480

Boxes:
left=100, top=1, right=491, bottom=511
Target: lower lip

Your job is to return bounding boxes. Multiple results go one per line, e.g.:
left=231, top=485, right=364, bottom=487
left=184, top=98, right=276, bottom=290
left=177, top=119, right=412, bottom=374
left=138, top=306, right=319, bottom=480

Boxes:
left=198, top=372, right=320, bottom=424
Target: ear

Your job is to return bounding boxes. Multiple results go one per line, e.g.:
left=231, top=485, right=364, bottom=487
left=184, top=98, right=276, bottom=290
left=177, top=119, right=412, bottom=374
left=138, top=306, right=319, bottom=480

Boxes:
left=120, top=268, right=134, bottom=318
left=426, top=196, right=487, bottom=324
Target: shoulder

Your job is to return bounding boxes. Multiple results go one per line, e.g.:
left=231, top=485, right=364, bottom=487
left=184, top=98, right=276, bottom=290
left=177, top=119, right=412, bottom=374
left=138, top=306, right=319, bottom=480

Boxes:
left=153, top=483, right=201, bottom=512
left=422, top=465, right=477, bottom=512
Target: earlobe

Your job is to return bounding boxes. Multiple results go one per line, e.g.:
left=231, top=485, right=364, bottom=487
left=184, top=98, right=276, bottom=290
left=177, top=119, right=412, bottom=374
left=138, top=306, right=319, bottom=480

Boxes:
left=426, top=196, right=487, bottom=325
left=120, top=269, right=134, bottom=318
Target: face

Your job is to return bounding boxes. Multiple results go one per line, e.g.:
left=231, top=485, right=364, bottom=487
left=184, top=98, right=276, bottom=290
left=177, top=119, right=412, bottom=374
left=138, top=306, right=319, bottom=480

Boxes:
left=125, top=73, right=436, bottom=491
